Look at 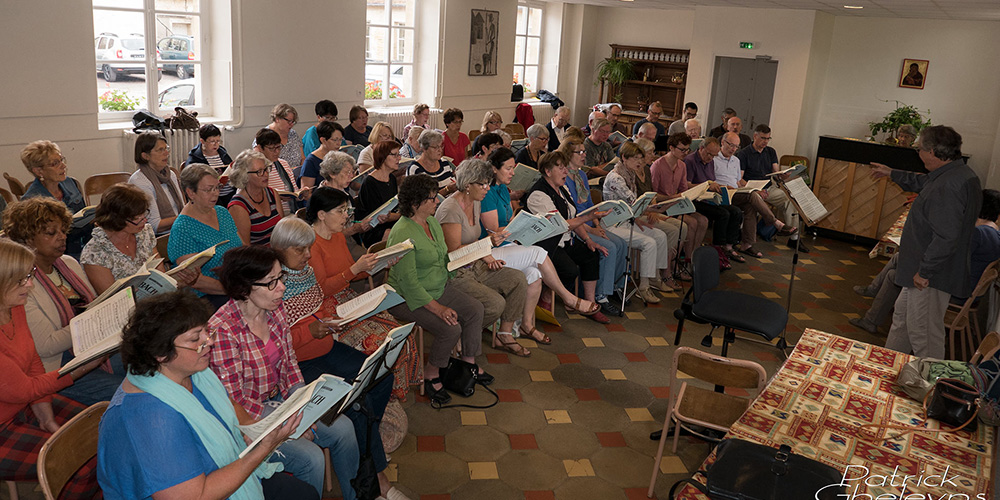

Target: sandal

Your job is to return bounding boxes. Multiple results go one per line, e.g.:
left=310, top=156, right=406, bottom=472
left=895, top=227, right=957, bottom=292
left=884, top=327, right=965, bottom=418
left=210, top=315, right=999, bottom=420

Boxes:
left=738, top=246, right=763, bottom=259
left=727, top=250, right=746, bottom=263
left=519, top=325, right=552, bottom=345
left=776, top=225, right=798, bottom=236
left=565, top=297, right=601, bottom=316
left=493, top=332, right=531, bottom=357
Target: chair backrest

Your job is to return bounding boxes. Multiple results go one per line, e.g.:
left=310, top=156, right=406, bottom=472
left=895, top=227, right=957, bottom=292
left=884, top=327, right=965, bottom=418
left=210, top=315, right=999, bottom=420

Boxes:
left=83, top=172, right=131, bottom=205
left=366, top=241, right=388, bottom=289
left=971, top=331, right=1000, bottom=364
left=0, top=186, right=14, bottom=204
left=590, top=188, right=603, bottom=204
left=4, top=172, right=26, bottom=198
left=504, top=123, right=526, bottom=139
left=38, top=401, right=109, bottom=500
left=156, top=234, right=170, bottom=261
left=950, top=260, right=1000, bottom=329
left=468, top=129, right=481, bottom=143
left=778, top=155, right=809, bottom=168
left=673, top=346, right=767, bottom=394
left=691, top=246, right=720, bottom=302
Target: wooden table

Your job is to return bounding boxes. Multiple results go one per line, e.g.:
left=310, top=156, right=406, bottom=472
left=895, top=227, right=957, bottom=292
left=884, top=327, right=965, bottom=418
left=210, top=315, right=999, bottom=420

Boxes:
left=674, top=329, right=994, bottom=499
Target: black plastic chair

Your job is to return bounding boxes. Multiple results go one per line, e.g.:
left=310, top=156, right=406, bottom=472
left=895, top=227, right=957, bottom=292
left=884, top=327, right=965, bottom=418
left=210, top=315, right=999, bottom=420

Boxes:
left=673, top=246, right=788, bottom=357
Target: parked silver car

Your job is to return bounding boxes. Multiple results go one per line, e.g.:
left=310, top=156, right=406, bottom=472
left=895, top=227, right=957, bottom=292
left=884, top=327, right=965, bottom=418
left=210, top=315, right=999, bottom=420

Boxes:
left=95, top=32, right=162, bottom=82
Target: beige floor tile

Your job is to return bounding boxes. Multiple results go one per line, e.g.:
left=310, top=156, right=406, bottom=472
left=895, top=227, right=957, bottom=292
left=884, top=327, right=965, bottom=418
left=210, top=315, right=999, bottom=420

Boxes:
left=840, top=259, right=857, bottom=265
left=625, top=407, right=654, bottom=421
left=461, top=411, right=488, bottom=426
left=567, top=313, right=584, bottom=320
left=659, top=455, right=688, bottom=474
left=737, top=273, right=754, bottom=279
left=469, top=461, right=500, bottom=480
left=843, top=312, right=860, bottom=318
left=582, top=337, right=605, bottom=347
left=761, top=291, right=781, bottom=298
left=810, top=292, right=830, bottom=298
left=800, top=259, right=816, bottom=265
left=544, top=409, right=572, bottom=424
left=529, top=370, right=554, bottom=382
left=758, top=258, right=773, bottom=263
left=791, top=312, right=812, bottom=320
left=814, top=245, right=830, bottom=251
left=827, top=275, right=845, bottom=280
left=646, top=337, right=669, bottom=346
left=602, top=369, right=626, bottom=380
left=563, top=458, right=596, bottom=477
left=518, top=338, right=538, bottom=348
left=625, top=311, right=646, bottom=320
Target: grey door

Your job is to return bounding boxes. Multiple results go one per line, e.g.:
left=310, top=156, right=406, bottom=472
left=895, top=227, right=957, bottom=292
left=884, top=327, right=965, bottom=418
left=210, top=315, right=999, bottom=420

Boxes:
left=707, top=56, right=778, bottom=132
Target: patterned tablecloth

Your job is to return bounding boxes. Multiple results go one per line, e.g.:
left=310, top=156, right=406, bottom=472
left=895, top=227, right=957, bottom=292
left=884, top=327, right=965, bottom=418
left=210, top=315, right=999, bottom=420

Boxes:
left=676, top=329, right=994, bottom=499
left=869, top=206, right=909, bottom=259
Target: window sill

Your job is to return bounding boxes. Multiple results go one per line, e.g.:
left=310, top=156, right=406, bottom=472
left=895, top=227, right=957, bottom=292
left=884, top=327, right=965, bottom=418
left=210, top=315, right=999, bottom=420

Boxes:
left=98, top=115, right=233, bottom=132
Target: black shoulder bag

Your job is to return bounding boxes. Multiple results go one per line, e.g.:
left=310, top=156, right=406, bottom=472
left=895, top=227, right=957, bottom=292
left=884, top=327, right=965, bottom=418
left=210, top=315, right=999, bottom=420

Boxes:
left=432, top=357, right=499, bottom=410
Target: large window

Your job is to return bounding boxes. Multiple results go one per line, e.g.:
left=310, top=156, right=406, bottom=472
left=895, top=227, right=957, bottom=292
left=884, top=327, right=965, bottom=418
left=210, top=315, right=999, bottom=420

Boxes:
left=513, top=4, right=542, bottom=94
left=93, top=0, right=206, bottom=118
left=365, top=0, right=416, bottom=105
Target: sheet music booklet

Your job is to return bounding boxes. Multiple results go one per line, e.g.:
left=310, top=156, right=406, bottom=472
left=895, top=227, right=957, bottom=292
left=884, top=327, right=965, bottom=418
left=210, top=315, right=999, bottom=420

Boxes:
left=507, top=163, right=541, bottom=192
left=579, top=191, right=658, bottom=228
left=369, top=239, right=414, bottom=274
left=503, top=210, right=570, bottom=247
left=60, top=288, right=135, bottom=375
left=327, top=284, right=405, bottom=326
left=365, top=196, right=398, bottom=228
left=87, top=255, right=176, bottom=308
left=446, top=237, right=494, bottom=271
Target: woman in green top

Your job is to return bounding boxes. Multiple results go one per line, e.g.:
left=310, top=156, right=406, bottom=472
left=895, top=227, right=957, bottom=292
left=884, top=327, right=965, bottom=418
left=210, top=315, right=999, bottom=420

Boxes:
left=386, top=174, right=492, bottom=405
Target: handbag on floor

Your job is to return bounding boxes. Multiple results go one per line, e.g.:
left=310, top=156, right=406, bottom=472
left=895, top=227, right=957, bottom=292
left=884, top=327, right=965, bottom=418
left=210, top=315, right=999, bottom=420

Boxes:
left=669, top=438, right=844, bottom=500
left=431, top=357, right=499, bottom=410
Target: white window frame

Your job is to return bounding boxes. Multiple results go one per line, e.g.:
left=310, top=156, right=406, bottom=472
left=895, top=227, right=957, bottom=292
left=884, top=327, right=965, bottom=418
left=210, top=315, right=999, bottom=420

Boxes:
left=93, top=0, right=211, bottom=122
left=513, top=2, right=543, bottom=98
left=365, top=0, right=417, bottom=107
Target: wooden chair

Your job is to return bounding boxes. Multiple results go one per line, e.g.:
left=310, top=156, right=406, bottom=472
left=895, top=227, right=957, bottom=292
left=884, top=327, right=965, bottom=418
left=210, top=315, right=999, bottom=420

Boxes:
left=468, top=129, right=481, bottom=143
left=945, top=260, right=1000, bottom=360
left=971, top=331, right=1000, bottom=364
left=0, top=186, right=15, bottom=204
left=83, top=172, right=131, bottom=205
left=4, top=172, right=26, bottom=198
left=778, top=155, right=809, bottom=168
left=504, top=123, right=526, bottom=139
left=648, top=347, right=766, bottom=497
left=156, top=234, right=170, bottom=262
left=590, top=188, right=603, bottom=205
left=37, top=401, right=109, bottom=500
left=365, top=241, right=387, bottom=291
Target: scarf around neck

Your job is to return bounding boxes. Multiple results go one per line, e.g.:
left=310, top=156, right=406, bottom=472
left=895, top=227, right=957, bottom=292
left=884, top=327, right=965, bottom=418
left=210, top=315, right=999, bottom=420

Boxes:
left=34, top=258, right=95, bottom=327
left=138, top=164, right=184, bottom=219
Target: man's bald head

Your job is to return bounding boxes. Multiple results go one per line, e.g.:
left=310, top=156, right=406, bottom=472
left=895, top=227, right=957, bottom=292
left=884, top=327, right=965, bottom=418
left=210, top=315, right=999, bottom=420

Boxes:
left=588, top=111, right=605, bottom=127
left=684, top=119, right=702, bottom=139
left=553, top=106, right=570, bottom=127
left=726, top=116, right=743, bottom=134
left=721, top=132, right=741, bottom=158
left=637, top=122, right=658, bottom=141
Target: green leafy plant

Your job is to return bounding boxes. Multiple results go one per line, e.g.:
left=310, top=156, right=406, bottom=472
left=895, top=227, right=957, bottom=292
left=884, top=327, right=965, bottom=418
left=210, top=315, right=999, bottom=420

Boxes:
left=595, top=57, right=634, bottom=103
left=868, top=100, right=931, bottom=143
left=98, top=89, right=142, bottom=112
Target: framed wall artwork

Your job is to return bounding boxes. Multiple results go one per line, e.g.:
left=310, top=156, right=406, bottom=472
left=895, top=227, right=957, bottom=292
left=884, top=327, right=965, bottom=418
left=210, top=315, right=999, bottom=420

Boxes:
left=899, top=59, right=928, bottom=89
left=469, top=9, right=499, bottom=76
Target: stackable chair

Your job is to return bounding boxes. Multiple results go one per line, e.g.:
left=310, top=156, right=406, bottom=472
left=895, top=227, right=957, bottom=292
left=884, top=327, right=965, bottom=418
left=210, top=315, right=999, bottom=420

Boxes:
left=945, top=260, right=1000, bottom=360
left=37, top=401, right=109, bottom=500
left=83, top=172, right=131, bottom=205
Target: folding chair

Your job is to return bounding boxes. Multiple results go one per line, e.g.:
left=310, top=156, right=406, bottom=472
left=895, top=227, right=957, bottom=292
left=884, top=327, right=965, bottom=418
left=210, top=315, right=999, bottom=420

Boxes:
left=945, top=260, right=1000, bottom=360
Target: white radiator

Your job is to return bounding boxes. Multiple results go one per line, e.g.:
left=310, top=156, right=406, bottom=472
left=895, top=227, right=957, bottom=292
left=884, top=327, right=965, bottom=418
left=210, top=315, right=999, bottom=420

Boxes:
left=122, top=128, right=210, bottom=171
left=370, top=108, right=442, bottom=138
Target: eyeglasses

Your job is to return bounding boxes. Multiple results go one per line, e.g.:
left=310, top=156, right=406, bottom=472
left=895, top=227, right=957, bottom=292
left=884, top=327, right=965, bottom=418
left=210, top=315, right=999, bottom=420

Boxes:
left=424, top=195, right=439, bottom=203
left=127, top=209, right=151, bottom=225
left=253, top=271, right=288, bottom=291
left=722, top=140, right=739, bottom=148
left=674, top=146, right=691, bottom=153
left=174, top=329, right=218, bottom=354
left=281, top=116, right=298, bottom=126
left=199, top=184, right=221, bottom=193
left=573, top=149, right=586, bottom=155
left=263, top=144, right=283, bottom=152
left=470, top=182, right=490, bottom=190
left=204, top=138, right=222, bottom=146
left=18, top=267, right=36, bottom=287
left=488, top=120, right=502, bottom=125
left=152, top=146, right=171, bottom=153
left=758, top=136, right=772, bottom=141
left=248, top=165, right=272, bottom=176
left=388, top=152, right=401, bottom=157
left=334, top=206, right=355, bottom=218
left=44, top=155, right=67, bottom=169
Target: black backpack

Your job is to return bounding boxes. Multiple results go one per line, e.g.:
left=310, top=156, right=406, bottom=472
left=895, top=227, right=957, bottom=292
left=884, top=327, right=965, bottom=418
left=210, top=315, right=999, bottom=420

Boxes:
left=132, top=109, right=166, bottom=133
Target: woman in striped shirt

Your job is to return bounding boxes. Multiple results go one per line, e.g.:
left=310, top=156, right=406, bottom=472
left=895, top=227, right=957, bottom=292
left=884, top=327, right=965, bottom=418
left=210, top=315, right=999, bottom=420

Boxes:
left=227, top=149, right=284, bottom=245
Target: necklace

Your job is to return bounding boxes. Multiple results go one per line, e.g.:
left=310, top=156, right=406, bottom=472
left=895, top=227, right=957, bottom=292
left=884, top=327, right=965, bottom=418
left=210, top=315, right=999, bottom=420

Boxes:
left=110, top=231, right=135, bottom=254
left=47, top=267, right=66, bottom=288
left=0, top=323, right=13, bottom=341
left=246, top=187, right=265, bottom=205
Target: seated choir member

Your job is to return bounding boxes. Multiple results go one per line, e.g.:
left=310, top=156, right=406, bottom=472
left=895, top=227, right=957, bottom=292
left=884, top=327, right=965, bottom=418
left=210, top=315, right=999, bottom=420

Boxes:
left=187, top=123, right=235, bottom=206
left=19, top=140, right=90, bottom=257
left=357, top=121, right=397, bottom=171
left=129, top=132, right=184, bottom=236
left=441, top=108, right=471, bottom=166
left=299, top=120, right=345, bottom=189
left=254, top=128, right=308, bottom=215
left=356, top=141, right=402, bottom=248
left=228, top=149, right=285, bottom=245
left=480, top=110, right=504, bottom=135
left=515, top=124, right=549, bottom=169
left=407, top=130, right=457, bottom=195
left=650, top=133, right=709, bottom=263
left=266, top=103, right=305, bottom=172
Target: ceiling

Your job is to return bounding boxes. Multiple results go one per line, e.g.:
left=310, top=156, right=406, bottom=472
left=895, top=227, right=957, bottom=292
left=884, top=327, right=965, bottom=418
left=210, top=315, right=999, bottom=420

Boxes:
left=554, top=0, right=1000, bottom=22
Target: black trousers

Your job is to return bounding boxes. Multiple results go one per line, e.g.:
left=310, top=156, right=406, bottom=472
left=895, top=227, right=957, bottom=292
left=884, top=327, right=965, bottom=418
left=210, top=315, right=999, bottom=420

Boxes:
left=694, top=201, right=743, bottom=246
left=262, top=471, right=320, bottom=500
left=539, top=237, right=600, bottom=292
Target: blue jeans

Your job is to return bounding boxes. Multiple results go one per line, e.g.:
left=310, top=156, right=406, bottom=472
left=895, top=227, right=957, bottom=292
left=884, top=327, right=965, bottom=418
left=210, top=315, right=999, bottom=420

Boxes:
left=272, top=414, right=359, bottom=498
left=57, top=352, right=125, bottom=406
left=299, top=341, right=393, bottom=472
left=592, top=232, right=627, bottom=299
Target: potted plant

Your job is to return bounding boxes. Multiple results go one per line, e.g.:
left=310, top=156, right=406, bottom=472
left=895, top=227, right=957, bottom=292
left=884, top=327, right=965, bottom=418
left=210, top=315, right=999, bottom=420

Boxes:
left=868, top=100, right=931, bottom=144
left=595, top=57, right=634, bottom=104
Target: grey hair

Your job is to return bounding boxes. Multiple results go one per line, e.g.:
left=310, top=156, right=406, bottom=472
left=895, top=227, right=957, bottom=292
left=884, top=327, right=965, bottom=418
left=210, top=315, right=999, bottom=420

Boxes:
left=638, top=122, right=658, bottom=136
left=496, top=130, right=512, bottom=144
left=228, top=149, right=267, bottom=189
left=179, top=163, right=219, bottom=195
left=603, top=103, right=622, bottom=113
left=526, top=123, right=549, bottom=140
left=554, top=106, right=570, bottom=117
left=454, top=159, right=495, bottom=191
left=918, top=125, right=962, bottom=161
left=634, top=138, right=655, bottom=154
left=418, top=129, right=444, bottom=150
left=319, top=151, right=357, bottom=181
left=897, top=124, right=918, bottom=136
left=270, top=216, right=316, bottom=250
left=684, top=118, right=701, bottom=128
left=406, top=126, right=424, bottom=141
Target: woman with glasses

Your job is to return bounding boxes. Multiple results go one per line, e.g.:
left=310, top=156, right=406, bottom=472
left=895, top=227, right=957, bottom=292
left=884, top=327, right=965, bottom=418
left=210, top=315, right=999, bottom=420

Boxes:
left=98, top=290, right=316, bottom=500
left=356, top=141, right=402, bottom=248
left=480, top=110, right=503, bottom=134
left=300, top=120, right=345, bottom=190
left=128, top=132, right=184, bottom=236
left=255, top=128, right=309, bottom=215
left=299, top=189, right=419, bottom=398
left=357, top=121, right=398, bottom=171
left=651, top=133, right=709, bottom=263
left=20, top=141, right=90, bottom=258
left=208, top=245, right=363, bottom=499
left=441, top=108, right=471, bottom=166
left=187, top=124, right=236, bottom=207
left=0, top=239, right=104, bottom=500
left=266, top=103, right=304, bottom=172
left=3, top=198, right=125, bottom=406
left=437, top=159, right=529, bottom=357
left=407, top=130, right=456, bottom=194
left=80, top=183, right=197, bottom=294
left=386, top=174, right=490, bottom=406
left=228, top=149, right=285, bottom=246
left=515, top=124, right=549, bottom=169
left=169, top=164, right=244, bottom=309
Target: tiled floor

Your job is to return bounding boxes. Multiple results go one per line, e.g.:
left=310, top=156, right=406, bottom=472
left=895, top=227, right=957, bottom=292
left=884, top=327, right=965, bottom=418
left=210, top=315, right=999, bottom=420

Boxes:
left=3, top=234, right=890, bottom=500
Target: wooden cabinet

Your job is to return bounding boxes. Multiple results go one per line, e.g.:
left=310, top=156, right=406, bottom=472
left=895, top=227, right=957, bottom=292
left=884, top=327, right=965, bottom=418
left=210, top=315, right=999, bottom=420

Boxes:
left=600, top=44, right=690, bottom=132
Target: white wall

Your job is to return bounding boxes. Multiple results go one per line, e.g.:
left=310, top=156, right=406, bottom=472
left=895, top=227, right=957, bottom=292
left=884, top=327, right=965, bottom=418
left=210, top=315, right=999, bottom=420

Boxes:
left=809, top=16, right=1000, bottom=181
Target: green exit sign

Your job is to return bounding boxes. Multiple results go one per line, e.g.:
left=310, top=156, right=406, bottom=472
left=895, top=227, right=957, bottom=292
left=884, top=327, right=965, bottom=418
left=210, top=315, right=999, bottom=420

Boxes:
left=739, top=42, right=755, bottom=49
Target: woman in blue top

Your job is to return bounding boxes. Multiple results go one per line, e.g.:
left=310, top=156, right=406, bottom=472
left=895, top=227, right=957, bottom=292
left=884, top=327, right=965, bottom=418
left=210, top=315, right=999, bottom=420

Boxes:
left=19, top=140, right=90, bottom=257
left=168, top=164, right=243, bottom=310
left=97, top=291, right=315, bottom=500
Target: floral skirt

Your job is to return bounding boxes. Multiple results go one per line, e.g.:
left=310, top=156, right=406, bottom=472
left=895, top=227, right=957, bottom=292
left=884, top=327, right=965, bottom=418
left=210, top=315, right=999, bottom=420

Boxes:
left=323, top=289, right=420, bottom=401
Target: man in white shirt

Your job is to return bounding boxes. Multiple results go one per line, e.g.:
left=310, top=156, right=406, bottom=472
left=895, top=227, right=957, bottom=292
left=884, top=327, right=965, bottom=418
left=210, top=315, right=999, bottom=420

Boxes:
left=546, top=106, right=570, bottom=151
left=714, top=132, right=795, bottom=258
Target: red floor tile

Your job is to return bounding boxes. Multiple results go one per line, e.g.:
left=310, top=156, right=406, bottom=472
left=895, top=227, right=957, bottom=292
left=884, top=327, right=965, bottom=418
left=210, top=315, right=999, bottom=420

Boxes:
left=525, top=492, right=555, bottom=500
left=773, top=282, right=788, bottom=289
left=753, top=351, right=780, bottom=362
left=801, top=301, right=820, bottom=309
left=497, top=389, right=523, bottom=402
left=421, top=495, right=451, bottom=500
left=624, top=352, right=648, bottom=362
left=747, top=265, right=764, bottom=271
left=417, top=435, right=445, bottom=452
left=605, top=323, right=627, bottom=332
left=575, top=388, right=601, bottom=401
left=596, top=431, right=627, bottom=447
left=541, top=324, right=563, bottom=333
left=820, top=283, right=838, bottom=290
left=485, top=353, right=510, bottom=364
left=557, top=353, right=581, bottom=363
left=650, top=386, right=671, bottom=399
left=626, top=488, right=655, bottom=500
left=509, top=433, right=538, bottom=450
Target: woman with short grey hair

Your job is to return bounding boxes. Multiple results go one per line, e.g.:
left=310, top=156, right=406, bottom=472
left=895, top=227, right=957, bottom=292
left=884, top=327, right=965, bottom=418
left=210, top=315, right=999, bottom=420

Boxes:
left=408, top=129, right=456, bottom=193
left=401, top=126, right=423, bottom=159
left=516, top=124, right=550, bottom=169
left=319, top=151, right=358, bottom=191
left=227, top=148, right=284, bottom=245
left=453, top=158, right=495, bottom=192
